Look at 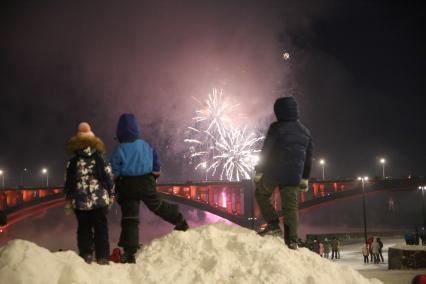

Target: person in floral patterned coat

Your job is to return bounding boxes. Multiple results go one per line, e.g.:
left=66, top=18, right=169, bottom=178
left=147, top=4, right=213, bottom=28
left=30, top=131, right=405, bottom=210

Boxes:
left=64, top=122, right=114, bottom=265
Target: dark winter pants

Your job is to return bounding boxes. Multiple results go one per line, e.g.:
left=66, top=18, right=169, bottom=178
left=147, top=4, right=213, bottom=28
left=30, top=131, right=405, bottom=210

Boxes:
left=74, top=207, right=110, bottom=260
left=363, top=255, right=369, bottom=263
left=255, top=177, right=299, bottom=243
left=378, top=249, right=384, bottom=262
left=331, top=250, right=338, bottom=259
left=116, top=174, right=184, bottom=255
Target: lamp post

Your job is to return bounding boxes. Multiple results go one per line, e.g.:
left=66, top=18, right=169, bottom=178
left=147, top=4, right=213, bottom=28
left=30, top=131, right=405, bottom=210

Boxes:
left=358, top=176, right=369, bottom=244
left=380, top=158, right=386, bottom=179
left=42, top=168, right=49, bottom=187
left=319, top=159, right=325, bottom=181
left=20, top=168, right=28, bottom=187
left=0, top=170, right=4, bottom=190
left=419, top=186, right=426, bottom=235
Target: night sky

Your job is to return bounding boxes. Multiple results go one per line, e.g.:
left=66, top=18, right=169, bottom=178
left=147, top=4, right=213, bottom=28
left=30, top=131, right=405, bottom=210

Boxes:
left=1, top=0, right=425, bottom=186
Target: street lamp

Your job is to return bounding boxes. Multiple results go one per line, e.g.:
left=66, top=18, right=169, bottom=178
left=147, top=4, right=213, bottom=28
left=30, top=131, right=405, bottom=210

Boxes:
left=20, top=168, right=28, bottom=187
left=319, top=159, right=325, bottom=181
left=419, top=186, right=426, bottom=236
left=358, top=176, right=369, bottom=244
left=42, top=168, right=49, bottom=187
left=0, top=170, right=4, bottom=190
left=379, top=158, right=386, bottom=179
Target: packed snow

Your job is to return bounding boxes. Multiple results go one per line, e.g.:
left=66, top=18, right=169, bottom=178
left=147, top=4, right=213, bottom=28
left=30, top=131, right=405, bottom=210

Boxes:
left=0, top=223, right=382, bottom=284
left=391, top=244, right=426, bottom=251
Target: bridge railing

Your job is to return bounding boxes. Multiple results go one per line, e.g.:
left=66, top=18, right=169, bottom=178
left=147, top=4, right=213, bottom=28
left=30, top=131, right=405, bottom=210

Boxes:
left=0, top=187, right=64, bottom=213
left=0, top=178, right=421, bottom=229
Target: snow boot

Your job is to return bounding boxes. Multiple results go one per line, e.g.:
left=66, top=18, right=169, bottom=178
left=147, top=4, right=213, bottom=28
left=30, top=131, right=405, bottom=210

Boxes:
left=97, top=258, right=110, bottom=265
left=82, top=254, right=93, bottom=264
left=287, top=241, right=298, bottom=250
left=174, top=215, right=189, bottom=231
left=121, top=252, right=136, bottom=264
left=258, top=222, right=281, bottom=237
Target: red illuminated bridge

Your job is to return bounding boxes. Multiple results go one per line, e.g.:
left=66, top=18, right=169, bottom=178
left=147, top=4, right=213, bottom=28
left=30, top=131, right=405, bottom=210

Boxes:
left=0, top=178, right=423, bottom=231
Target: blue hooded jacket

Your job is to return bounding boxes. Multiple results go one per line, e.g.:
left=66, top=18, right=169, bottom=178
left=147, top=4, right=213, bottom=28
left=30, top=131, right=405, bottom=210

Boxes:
left=110, top=113, right=161, bottom=177
left=256, top=97, right=313, bottom=185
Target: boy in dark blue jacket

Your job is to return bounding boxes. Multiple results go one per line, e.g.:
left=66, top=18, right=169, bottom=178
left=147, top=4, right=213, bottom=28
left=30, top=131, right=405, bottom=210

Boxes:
left=111, top=113, right=188, bottom=263
left=255, top=97, right=313, bottom=249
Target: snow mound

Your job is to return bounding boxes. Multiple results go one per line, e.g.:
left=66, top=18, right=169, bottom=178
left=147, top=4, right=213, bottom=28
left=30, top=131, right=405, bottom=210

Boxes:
left=0, top=223, right=382, bottom=284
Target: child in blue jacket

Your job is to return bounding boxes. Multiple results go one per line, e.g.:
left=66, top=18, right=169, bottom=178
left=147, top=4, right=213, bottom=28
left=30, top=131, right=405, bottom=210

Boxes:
left=111, top=113, right=188, bottom=263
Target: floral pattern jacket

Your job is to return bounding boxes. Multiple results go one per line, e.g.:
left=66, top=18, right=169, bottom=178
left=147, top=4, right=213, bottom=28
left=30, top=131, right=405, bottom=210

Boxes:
left=65, top=135, right=114, bottom=210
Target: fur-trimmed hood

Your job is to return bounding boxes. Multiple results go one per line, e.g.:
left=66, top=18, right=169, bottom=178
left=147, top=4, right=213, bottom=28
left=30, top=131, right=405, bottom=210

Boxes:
left=66, top=135, right=106, bottom=155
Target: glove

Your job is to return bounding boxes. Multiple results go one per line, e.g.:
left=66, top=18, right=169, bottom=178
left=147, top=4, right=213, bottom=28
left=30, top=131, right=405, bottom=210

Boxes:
left=254, top=172, right=263, bottom=183
left=64, top=200, right=73, bottom=216
left=299, top=179, right=309, bottom=192
left=152, top=172, right=161, bottom=180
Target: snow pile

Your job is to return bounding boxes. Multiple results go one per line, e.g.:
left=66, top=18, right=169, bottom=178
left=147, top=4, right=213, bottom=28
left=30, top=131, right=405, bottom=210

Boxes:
left=0, top=223, right=382, bottom=284
left=391, top=244, right=426, bottom=251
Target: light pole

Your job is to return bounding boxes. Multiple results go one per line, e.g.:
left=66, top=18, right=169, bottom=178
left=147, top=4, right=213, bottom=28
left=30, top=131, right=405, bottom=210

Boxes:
left=42, top=168, right=49, bottom=187
left=20, top=168, right=28, bottom=187
left=358, top=176, right=369, bottom=244
left=319, top=159, right=325, bottom=181
left=380, top=158, right=386, bottom=179
left=0, top=170, right=4, bottom=190
left=419, top=186, right=426, bottom=235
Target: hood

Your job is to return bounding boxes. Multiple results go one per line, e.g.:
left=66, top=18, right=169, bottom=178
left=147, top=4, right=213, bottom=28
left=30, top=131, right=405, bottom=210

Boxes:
left=273, top=97, right=299, bottom=121
left=66, top=135, right=105, bottom=155
left=116, top=113, right=141, bottom=143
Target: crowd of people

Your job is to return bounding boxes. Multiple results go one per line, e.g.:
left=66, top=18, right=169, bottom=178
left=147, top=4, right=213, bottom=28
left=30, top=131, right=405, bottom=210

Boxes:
left=405, top=228, right=426, bottom=245
left=362, top=236, right=384, bottom=264
left=295, top=236, right=341, bottom=259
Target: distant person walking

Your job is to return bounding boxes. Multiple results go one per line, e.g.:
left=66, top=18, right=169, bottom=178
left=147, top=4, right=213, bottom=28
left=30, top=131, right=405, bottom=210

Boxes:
left=377, top=237, right=384, bottom=262
left=362, top=244, right=369, bottom=264
left=367, top=236, right=374, bottom=262
left=111, top=113, right=189, bottom=263
left=319, top=240, right=324, bottom=257
left=331, top=237, right=339, bottom=259
left=254, top=97, right=313, bottom=250
left=64, top=122, right=114, bottom=265
left=336, top=237, right=341, bottom=259
left=323, top=238, right=330, bottom=258
left=372, top=237, right=381, bottom=264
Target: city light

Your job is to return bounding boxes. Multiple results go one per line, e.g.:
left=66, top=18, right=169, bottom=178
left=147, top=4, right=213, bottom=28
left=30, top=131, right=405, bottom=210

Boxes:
left=42, top=168, right=49, bottom=187
left=419, top=185, right=426, bottom=237
left=379, top=158, right=386, bottom=178
left=358, top=175, right=369, bottom=244
left=319, top=159, right=325, bottom=181
left=0, top=170, right=4, bottom=190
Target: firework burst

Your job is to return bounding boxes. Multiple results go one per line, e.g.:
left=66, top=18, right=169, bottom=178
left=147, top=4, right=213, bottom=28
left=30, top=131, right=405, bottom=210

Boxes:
left=207, top=127, right=263, bottom=181
left=185, top=89, right=264, bottom=181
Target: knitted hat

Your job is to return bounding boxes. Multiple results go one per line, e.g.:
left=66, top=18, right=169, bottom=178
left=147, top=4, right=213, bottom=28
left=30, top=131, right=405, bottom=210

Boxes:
left=273, top=96, right=299, bottom=121
left=77, top=122, right=95, bottom=137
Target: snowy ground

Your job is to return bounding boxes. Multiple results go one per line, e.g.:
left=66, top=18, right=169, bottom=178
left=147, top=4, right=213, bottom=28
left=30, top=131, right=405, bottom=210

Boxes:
left=322, top=237, right=426, bottom=284
left=0, top=223, right=383, bottom=284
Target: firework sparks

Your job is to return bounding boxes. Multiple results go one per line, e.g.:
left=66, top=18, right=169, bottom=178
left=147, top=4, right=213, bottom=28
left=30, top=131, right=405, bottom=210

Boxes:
left=185, top=89, right=264, bottom=181
left=207, top=127, right=263, bottom=181
left=192, top=88, right=240, bottom=136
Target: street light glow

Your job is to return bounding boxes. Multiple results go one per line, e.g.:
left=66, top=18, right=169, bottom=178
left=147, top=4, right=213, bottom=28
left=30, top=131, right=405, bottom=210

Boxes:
left=319, top=159, right=325, bottom=165
left=380, top=158, right=385, bottom=164
left=42, top=168, right=48, bottom=174
left=0, top=170, right=3, bottom=175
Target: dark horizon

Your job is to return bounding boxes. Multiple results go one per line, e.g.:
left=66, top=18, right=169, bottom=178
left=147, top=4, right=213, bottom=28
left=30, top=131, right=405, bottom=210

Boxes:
left=1, top=0, right=425, bottom=187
